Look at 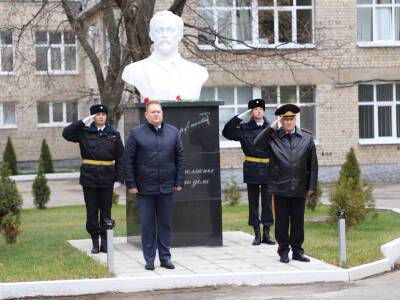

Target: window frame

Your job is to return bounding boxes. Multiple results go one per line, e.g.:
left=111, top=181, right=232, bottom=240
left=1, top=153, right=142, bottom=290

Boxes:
left=358, top=82, right=400, bottom=144
left=0, top=102, right=17, bottom=129
left=34, top=31, right=79, bottom=75
left=357, top=0, right=400, bottom=47
left=37, top=101, right=80, bottom=127
left=0, top=31, right=15, bottom=75
left=197, top=0, right=315, bottom=50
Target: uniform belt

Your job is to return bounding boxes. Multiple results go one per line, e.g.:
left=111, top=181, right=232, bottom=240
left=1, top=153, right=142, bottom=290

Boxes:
left=82, top=159, right=114, bottom=166
left=245, top=156, right=270, bottom=163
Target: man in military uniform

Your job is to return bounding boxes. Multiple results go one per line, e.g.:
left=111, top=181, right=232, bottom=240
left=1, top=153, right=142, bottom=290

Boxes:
left=63, top=104, right=125, bottom=254
left=254, top=104, right=318, bottom=263
left=222, top=99, right=275, bottom=246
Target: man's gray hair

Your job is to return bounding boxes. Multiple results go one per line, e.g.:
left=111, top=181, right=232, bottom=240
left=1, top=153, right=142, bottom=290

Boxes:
left=149, top=10, right=184, bottom=33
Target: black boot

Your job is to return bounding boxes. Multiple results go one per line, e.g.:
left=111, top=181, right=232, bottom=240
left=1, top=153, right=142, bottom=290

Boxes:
left=262, top=226, right=276, bottom=245
left=252, top=226, right=261, bottom=245
left=100, top=232, right=107, bottom=253
left=91, top=234, right=100, bottom=254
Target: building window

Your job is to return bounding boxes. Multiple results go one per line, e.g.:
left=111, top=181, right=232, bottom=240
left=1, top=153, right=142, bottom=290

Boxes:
left=0, top=31, right=14, bottom=73
left=200, top=84, right=316, bottom=145
left=37, top=101, right=79, bottom=126
left=357, top=0, right=400, bottom=46
left=197, top=0, right=314, bottom=49
left=35, top=31, right=78, bottom=74
left=0, top=102, right=16, bottom=128
left=358, top=83, right=400, bottom=143
left=200, top=86, right=253, bottom=141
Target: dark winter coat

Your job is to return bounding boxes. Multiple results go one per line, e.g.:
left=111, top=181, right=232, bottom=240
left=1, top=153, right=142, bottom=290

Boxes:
left=62, top=121, right=125, bottom=188
left=123, top=122, right=185, bottom=195
left=222, top=116, right=270, bottom=184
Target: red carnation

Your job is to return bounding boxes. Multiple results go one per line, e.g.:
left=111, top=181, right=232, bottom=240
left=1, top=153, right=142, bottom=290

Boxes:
left=176, top=95, right=182, bottom=102
left=144, top=97, right=150, bottom=103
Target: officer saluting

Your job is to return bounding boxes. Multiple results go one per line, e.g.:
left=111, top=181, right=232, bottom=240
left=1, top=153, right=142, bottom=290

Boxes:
left=254, top=104, right=318, bottom=263
left=222, top=99, right=275, bottom=246
left=62, top=104, right=124, bottom=254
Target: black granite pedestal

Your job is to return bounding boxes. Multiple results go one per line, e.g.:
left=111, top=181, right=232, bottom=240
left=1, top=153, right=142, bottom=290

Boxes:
left=124, top=101, right=223, bottom=247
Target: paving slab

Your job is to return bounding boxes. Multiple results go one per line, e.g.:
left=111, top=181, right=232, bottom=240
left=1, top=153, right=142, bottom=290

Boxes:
left=69, top=231, right=342, bottom=278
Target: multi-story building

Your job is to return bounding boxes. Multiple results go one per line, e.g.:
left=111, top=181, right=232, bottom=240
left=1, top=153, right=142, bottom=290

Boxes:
left=1, top=0, right=400, bottom=180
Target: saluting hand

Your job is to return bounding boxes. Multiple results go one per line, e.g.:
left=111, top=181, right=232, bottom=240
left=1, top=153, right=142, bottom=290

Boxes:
left=237, top=109, right=252, bottom=122
left=82, top=114, right=96, bottom=126
left=270, top=117, right=281, bottom=130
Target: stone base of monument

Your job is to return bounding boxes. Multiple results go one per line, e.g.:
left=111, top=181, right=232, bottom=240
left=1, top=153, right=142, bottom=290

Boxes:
left=124, top=101, right=224, bottom=247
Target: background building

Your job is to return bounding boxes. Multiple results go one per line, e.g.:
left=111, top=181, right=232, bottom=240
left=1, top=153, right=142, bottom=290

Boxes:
left=1, top=0, right=399, bottom=181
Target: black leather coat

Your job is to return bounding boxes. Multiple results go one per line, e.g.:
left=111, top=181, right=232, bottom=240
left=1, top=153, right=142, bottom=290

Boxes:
left=254, top=126, right=318, bottom=198
left=62, top=121, right=125, bottom=188
left=222, top=116, right=270, bottom=184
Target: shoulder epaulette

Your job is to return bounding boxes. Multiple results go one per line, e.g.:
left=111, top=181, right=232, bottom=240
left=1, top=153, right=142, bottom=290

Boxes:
left=301, top=128, right=313, bottom=135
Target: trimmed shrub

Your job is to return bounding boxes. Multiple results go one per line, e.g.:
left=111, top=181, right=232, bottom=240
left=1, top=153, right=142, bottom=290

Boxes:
left=32, top=161, right=51, bottom=209
left=223, top=177, right=241, bottom=206
left=329, top=148, right=375, bottom=228
left=1, top=214, right=21, bottom=244
left=0, top=162, right=22, bottom=243
left=2, top=136, right=17, bottom=175
left=39, top=139, right=54, bottom=173
left=112, top=191, right=119, bottom=205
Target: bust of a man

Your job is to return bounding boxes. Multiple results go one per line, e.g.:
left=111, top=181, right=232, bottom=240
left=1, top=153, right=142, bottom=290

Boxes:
left=122, top=10, right=209, bottom=101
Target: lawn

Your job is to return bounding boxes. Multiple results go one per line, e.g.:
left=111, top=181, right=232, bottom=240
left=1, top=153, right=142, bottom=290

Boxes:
left=1, top=204, right=399, bottom=282
left=223, top=204, right=400, bottom=268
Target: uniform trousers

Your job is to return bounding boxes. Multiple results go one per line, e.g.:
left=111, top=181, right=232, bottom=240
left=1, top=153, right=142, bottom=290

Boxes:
left=247, top=183, right=274, bottom=228
left=274, top=195, right=306, bottom=256
left=82, top=186, right=113, bottom=235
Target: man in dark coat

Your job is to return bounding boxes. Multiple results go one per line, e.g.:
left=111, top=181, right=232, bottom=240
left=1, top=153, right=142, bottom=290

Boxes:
left=124, top=101, right=184, bottom=271
left=254, top=103, right=318, bottom=263
left=62, top=104, right=124, bottom=254
left=222, top=99, right=275, bottom=246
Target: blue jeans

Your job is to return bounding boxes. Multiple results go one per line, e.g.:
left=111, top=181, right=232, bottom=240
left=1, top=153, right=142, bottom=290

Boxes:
left=138, top=193, right=174, bottom=263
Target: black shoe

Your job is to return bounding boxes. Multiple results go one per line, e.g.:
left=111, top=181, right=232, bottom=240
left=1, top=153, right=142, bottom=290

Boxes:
left=100, top=232, right=107, bottom=253
left=160, top=260, right=175, bottom=269
left=145, top=261, right=155, bottom=270
left=252, top=226, right=261, bottom=245
left=292, top=253, right=310, bottom=262
left=280, top=255, right=290, bottom=264
left=90, top=234, right=100, bottom=254
left=261, top=227, right=276, bottom=245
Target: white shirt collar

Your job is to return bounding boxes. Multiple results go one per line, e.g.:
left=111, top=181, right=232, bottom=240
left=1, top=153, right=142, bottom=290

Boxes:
left=97, top=125, right=106, bottom=131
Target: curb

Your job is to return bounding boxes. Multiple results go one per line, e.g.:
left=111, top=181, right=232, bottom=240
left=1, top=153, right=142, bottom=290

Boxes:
left=11, top=172, right=80, bottom=182
left=0, top=270, right=349, bottom=299
left=348, top=259, right=393, bottom=281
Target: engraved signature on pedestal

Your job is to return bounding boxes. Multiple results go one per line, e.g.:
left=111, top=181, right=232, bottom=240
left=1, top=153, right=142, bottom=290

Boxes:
left=178, top=112, right=211, bottom=136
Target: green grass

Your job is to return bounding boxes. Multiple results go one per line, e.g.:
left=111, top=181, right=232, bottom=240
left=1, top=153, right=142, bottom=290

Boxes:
left=1, top=204, right=399, bottom=282
left=0, top=205, right=127, bottom=282
left=223, top=204, right=400, bottom=268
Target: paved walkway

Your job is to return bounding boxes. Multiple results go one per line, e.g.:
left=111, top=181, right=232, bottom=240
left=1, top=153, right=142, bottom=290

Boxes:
left=69, top=231, right=341, bottom=278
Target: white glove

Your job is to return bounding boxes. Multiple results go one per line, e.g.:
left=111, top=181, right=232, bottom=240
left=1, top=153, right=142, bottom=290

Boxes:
left=82, top=114, right=95, bottom=126
left=238, top=109, right=252, bottom=122
left=113, top=182, right=122, bottom=189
